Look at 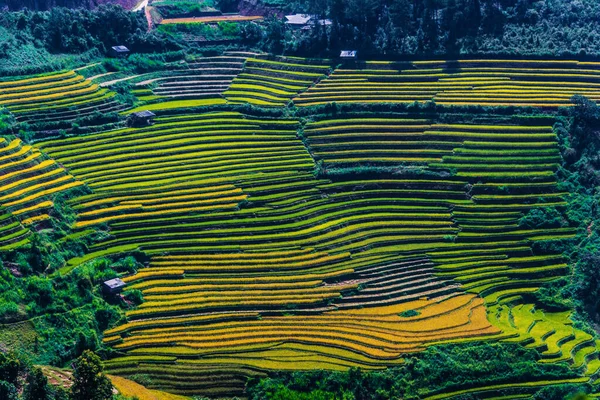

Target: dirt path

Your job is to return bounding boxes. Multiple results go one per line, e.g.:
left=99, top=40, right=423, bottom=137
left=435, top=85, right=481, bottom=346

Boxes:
left=73, top=62, right=100, bottom=71
left=88, top=72, right=117, bottom=82
left=145, top=5, right=155, bottom=31
left=133, top=0, right=148, bottom=12
left=100, top=75, right=142, bottom=87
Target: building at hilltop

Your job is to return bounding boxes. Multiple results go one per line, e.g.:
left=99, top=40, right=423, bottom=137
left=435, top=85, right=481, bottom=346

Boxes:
left=285, top=14, right=331, bottom=30
left=103, top=278, right=126, bottom=295
left=340, top=50, right=358, bottom=59
left=111, top=45, right=130, bottom=58
left=129, top=110, right=156, bottom=126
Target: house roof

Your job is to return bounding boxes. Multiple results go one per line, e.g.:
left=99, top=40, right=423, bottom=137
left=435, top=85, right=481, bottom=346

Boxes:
left=103, top=278, right=126, bottom=289
left=285, top=14, right=312, bottom=25
left=340, top=50, right=358, bottom=58
left=132, top=110, right=156, bottom=118
left=302, top=19, right=332, bottom=30
left=112, top=45, right=130, bottom=53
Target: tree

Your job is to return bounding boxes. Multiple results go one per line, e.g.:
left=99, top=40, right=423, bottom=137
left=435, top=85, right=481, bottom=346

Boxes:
left=570, top=95, right=600, bottom=152
left=24, top=367, right=52, bottom=400
left=420, top=0, right=440, bottom=53
left=215, top=0, right=239, bottom=13
left=0, top=381, right=18, bottom=400
left=263, top=17, right=286, bottom=54
left=567, top=95, right=600, bottom=186
left=481, top=0, right=504, bottom=34
left=574, top=252, right=600, bottom=320
left=0, top=353, right=20, bottom=386
left=70, top=350, right=113, bottom=400
left=469, top=0, right=482, bottom=33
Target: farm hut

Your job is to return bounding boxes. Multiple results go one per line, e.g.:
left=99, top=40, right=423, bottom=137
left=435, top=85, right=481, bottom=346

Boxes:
left=103, top=278, right=126, bottom=295
left=340, top=50, right=358, bottom=59
left=285, top=14, right=313, bottom=28
left=129, top=110, right=156, bottom=126
left=111, top=45, right=130, bottom=58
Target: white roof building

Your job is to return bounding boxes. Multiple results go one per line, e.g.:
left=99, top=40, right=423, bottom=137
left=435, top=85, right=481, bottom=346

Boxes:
left=285, top=14, right=313, bottom=25
left=340, top=50, right=358, bottom=59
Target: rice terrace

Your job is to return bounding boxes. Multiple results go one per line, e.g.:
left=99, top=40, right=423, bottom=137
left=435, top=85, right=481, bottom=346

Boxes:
left=0, top=1, right=599, bottom=400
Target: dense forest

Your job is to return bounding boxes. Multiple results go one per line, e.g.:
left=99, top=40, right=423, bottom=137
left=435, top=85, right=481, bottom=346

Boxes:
left=0, top=0, right=137, bottom=11
left=1, top=0, right=600, bottom=75
left=265, top=0, right=600, bottom=57
left=0, top=5, right=179, bottom=74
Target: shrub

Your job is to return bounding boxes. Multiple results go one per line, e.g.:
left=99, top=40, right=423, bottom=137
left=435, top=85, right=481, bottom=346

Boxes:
left=519, top=207, right=568, bottom=229
left=71, top=350, right=113, bottom=400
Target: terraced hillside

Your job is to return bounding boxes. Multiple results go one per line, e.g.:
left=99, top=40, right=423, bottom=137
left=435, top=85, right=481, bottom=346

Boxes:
left=0, top=55, right=592, bottom=398
left=0, top=138, right=83, bottom=250
left=223, top=56, right=332, bottom=106
left=37, top=103, right=593, bottom=397
left=0, top=70, right=123, bottom=130
left=295, top=59, right=600, bottom=107
left=135, top=55, right=245, bottom=100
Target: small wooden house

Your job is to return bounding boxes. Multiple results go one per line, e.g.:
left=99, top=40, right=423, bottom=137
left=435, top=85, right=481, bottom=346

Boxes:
left=111, top=45, right=130, bottom=58
left=102, top=278, right=126, bottom=295
left=340, top=50, right=358, bottom=59
left=129, top=110, right=156, bottom=126
left=285, top=14, right=312, bottom=29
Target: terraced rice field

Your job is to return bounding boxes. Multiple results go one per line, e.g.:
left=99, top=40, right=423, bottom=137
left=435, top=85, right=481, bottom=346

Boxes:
left=135, top=55, right=245, bottom=100
left=0, top=70, right=124, bottom=129
left=0, top=138, right=83, bottom=250
left=295, top=59, right=600, bottom=107
left=109, top=375, right=191, bottom=400
left=38, top=108, right=589, bottom=396
left=8, top=57, right=597, bottom=397
left=223, top=56, right=332, bottom=106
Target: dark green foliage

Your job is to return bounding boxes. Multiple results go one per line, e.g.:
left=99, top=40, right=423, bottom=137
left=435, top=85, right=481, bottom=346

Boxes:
left=573, top=252, right=600, bottom=320
left=155, top=0, right=216, bottom=18
left=260, top=0, right=600, bottom=57
left=104, top=51, right=187, bottom=74
left=519, top=207, right=568, bottom=229
left=0, top=353, right=21, bottom=400
left=0, top=352, right=21, bottom=385
left=531, top=385, right=591, bottom=400
left=546, top=96, right=600, bottom=325
left=0, top=5, right=180, bottom=74
left=0, top=240, right=135, bottom=363
left=112, top=82, right=137, bottom=107
left=533, top=277, right=572, bottom=312
left=124, top=289, right=144, bottom=306
left=0, top=186, right=141, bottom=363
left=0, top=351, right=85, bottom=400
left=34, top=302, right=121, bottom=365
left=214, top=0, right=238, bottom=13
left=0, top=380, right=18, bottom=400
left=158, top=20, right=242, bottom=42
left=239, top=22, right=264, bottom=46
left=565, top=95, right=600, bottom=187
left=248, top=342, right=582, bottom=399
left=70, top=350, right=113, bottom=400
left=0, top=107, right=16, bottom=136
left=262, top=17, right=287, bottom=54
left=398, top=309, right=420, bottom=317
left=23, top=366, right=52, bottom=400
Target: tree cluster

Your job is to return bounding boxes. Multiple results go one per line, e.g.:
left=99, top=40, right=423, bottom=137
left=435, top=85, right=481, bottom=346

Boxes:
left=0, top=350, right=112, bottom=400
left=246, top=0, right=600, bottom=58
left=247, top=342, right=590, bottom=399
left=0, top=4, right=180, bottom=74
